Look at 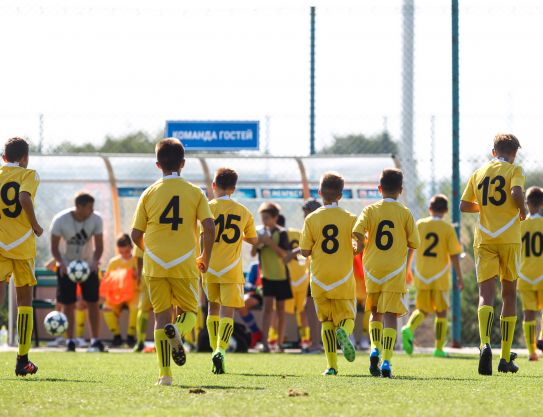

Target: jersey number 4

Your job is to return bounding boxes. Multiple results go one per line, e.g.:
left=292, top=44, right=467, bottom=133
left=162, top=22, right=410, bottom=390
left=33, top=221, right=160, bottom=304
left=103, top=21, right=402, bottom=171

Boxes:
left=214, top=214, right=241, bottom=244
left=1, top=182, right=22, bottom=218
left=160, top=196, right=183, bottom=230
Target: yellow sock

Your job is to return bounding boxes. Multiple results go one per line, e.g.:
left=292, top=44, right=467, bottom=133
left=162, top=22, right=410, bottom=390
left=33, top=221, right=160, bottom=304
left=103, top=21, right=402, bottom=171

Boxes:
left=154, top=329, right=172, bottom=377
left=75, top=309, right=86, bottom=338
left=136, top=310, right=149, bottom=343
left=175, top=312, right=197, bottom=337
left=500, top=315, right=516, bottom=360
left=338, top=318, right=355, bottom=335
left=369, top=321, right=383, bottom=351
left=103, top=310, right=120, bottom=336
left=321, top=321, right=337, bottom=370
left=268, top=326, right=278, bottom=343
left=17, top=306, right=33, bottom=356
left=478, top=305, right=494, bottom=347
left=296, top=312, right=303, bottom=340
left=382, top=328, right=396, bottom=362
left=407, top=309, right=426, bottom=331
left=127, top=306, right=138, bottom=337
left=523, top=320, right=537, bottom=355
left=362, top=311, right=370, bottom=336
left=302, top=326, right=311, bottom=343
left=435, top=318, right=447, bottom=350
left=218, top=317, right=234, bottom=352
left=206, top=315, right=220, bottom=351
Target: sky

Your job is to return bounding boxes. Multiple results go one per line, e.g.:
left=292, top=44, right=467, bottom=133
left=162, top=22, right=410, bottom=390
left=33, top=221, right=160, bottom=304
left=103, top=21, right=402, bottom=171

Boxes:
left=1, top=0, right=543, bottom=181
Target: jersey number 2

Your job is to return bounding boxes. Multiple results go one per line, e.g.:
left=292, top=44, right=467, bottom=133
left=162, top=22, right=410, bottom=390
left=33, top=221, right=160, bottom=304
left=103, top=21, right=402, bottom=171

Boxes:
left=423, top=232, right=439, bottom=257
left=159, top=196, right=183, bottom=230
left=1, top=182, right=22, bottom=218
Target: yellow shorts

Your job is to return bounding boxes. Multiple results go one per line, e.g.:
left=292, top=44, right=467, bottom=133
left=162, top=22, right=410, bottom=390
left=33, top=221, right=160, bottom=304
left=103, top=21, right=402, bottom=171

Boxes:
left=0, top=256, right=35, bottom=287
left=204, top=282, right=244, bottom=308
left=285, top=289, right=307, bottom=315
left=474, top=243, right=520, bottom=283
left=145, top=276, right=198, bottom=314
left=314, top=296, right=356, bottom=326
left=416, top=289, right=449, bottom=313
left=138, top=279, right=152, bottom=311
left=519, top=289, right=543, bottom=311
left=365, top=291, right=408, bottom=316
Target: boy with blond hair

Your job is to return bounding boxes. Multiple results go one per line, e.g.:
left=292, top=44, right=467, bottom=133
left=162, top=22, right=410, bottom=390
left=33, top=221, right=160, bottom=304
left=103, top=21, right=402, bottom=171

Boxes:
left=460, top=133, right=526, bottom=375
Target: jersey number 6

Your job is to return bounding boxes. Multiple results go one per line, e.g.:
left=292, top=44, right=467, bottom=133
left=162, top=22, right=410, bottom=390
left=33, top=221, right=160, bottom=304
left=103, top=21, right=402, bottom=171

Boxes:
left=376, top=220, right=394, bottom=250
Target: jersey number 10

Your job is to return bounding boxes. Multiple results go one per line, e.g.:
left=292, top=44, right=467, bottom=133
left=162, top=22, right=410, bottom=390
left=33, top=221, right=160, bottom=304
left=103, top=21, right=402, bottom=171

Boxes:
left=522, top=231, right=543, bottom=257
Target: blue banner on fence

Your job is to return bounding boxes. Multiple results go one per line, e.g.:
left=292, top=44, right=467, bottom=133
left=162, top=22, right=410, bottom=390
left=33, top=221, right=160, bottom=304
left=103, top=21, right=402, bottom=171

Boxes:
left=309, top=188, right=353, bottom=199
left=165, top=120, right=259, bottom=151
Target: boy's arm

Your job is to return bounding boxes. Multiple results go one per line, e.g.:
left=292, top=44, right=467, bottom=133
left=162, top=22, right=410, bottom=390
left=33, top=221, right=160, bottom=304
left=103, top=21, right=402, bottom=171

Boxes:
left=136, top=256, right=143, bottom=286
left=460, top=200, right=479, bottom=213
left=245, top=237, right=258, bottom=245
left=19, top=191, right=42, bottom=236
left=197, top=218, right=215, bottom=272
left=91, top=233, right=104, bottom=273
left=460, top=174, right=479, bottom=213
left=450, top=254, right=463, bottom=290
left=406, top=248, right=416, bottom=272
left=352, top=232, right=365, bottom=254
left=264, top=232, right=288, bottom=259
left=131, top=229, right=145, bottom=251
left=51, top=234, right=66, bottom=274
left=511, top=186, right=527, bottom=221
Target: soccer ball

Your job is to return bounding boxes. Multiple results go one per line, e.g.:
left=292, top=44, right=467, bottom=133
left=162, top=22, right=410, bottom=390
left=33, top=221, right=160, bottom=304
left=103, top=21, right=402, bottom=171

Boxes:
left=43, top=311, right=68, bottom=337
left=67, top=259, right=90, bottom=283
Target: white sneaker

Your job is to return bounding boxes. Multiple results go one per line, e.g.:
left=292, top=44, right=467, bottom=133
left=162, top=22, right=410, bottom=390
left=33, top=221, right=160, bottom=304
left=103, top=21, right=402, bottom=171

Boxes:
left=47, top=337, right=66, bottom=347
left=155, top=376, right=173, bottom=386
left=76, top=338, right=88, bottom=348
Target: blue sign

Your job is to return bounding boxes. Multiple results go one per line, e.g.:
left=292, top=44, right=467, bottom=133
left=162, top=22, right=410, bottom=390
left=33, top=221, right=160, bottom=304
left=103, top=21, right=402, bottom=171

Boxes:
left=261, top=188, right=304, bottom=199
left=165, top=120, right=259, bottom=151
left=309, top=188, right=353, bottom=199
left=233, top=188, right=257, bottom=199
left=118, top=187, right=147, bottom=198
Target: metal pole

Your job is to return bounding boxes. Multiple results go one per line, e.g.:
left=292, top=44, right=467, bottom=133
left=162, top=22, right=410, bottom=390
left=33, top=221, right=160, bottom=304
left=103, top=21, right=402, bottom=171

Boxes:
left=451, top=0, right=461, bottom=347
left=310, top=6, right=316, bottom=155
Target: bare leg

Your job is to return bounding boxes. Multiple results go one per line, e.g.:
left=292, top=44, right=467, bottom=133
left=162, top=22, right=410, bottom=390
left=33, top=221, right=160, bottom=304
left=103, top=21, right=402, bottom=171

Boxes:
left=86, top=301, right=100, bottom=339
left=276, top=300, right=286, bottom=347
left=63, top=303, right=76, bottom=339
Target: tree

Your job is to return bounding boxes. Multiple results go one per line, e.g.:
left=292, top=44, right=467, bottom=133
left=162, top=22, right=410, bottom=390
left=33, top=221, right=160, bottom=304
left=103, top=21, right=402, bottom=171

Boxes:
left=319, top=131, right=398, bottom=155
left=50, top=130, right=160, bottom=154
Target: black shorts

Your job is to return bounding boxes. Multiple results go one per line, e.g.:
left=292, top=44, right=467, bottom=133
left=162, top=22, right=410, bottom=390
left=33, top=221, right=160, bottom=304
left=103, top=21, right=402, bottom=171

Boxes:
left=57, top=270, right=100, bottom=304
left=261, top=278, right=293, bottom=301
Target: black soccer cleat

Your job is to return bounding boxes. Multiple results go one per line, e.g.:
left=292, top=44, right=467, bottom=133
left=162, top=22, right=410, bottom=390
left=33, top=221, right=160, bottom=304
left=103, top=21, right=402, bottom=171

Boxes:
left=164, top=324, right=186, bottom=367
left=478, top=343, right=493, bottom=376
left=110, top=335, right=123, bottom=347
left=212, top=351, right=225, bottom=375
left=15, top=357, right=38, bottom=377
left=126, top=335, right=137, bottom=348
left=498, top=351, right=519, bottom=374
left=537, top=340, right=543, bottom=353
left=88, top=340, right=108, bottom=353
left=369, top=348, right=382, bottom=377
left=66, top=340, right=76, bottom=352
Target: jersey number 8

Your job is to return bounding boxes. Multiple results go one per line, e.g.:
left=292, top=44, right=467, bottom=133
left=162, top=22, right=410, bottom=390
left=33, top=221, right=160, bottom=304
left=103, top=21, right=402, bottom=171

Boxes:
left=321, top=224, right=339, bottom=254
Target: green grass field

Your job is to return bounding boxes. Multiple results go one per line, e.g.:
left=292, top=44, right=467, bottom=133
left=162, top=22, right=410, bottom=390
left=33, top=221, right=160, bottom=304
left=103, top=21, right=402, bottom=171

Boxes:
left=0, top=351, right=541, bottom=417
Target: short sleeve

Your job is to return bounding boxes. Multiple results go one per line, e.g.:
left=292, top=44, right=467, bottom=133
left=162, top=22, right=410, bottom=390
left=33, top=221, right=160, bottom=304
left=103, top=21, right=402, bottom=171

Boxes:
left=353, top=207, right=370, bottom=237
left=132, top=193, right=148, bottom=232
left=300, top=218, right=314, bottom=251
left=447, top=227, right=462, bottom=256
left=50, top=215, right=62, bottom=237
left=105, top=259, right=115, bottom=274
left=406, top=212, right=420, bottom=249
left=278, top=230, right=290, bottom=250
left=511, top=165, right=526, bottom=190
left=461, top=174, right=477, bottom=203
left=94, top=214, right=103, bottom=235
left=244, top=211, right=257, bottom=239
left=19, top=170, right=39, bottom=196
left=196, top=191, right=213, bottom=221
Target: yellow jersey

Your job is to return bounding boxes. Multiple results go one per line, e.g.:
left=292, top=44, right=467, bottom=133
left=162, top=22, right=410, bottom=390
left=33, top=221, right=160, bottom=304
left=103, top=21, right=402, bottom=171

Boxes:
left=0, top=164, right=40, bottom=260
left=204, top=196, right=257, bottom=284
left=461, top=158, right=525, bottom=246
left=300, top=204, right=357, bottom=299
left=286, top=228, right=309, bottom=291
left=414, top=217, right=462, bottom=291
left=106, top=255, right=137, bottom=275
left=519, top=214, right=543, bottom=290
left=353, top=199, right=419, bottom=293
left=132, top=174, right=213, bottom=279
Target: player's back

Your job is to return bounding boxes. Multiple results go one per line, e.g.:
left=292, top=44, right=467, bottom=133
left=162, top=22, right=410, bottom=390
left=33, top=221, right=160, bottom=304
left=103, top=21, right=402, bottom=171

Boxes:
left=0, top=164, right=39, bottom=260
left=415, top=217, right=461, bottom=290
left=301, top=205, right=357, bottom=299
left=519, top=214, right=543, bottom=290
left=206, top=197, right=256, bottom=283
left=355, top=199, right=419, bottom=292
left=464, top=159, right=524, bottom=246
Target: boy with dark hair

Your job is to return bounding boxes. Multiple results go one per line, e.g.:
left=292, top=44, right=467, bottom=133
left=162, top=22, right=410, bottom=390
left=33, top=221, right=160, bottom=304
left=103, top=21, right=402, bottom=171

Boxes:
left=132, top=138, right=215, bottom=385
left=251, top=202, right=291, bottom=352
left=0, top=137, right=43, bottom=376
left=402, top=194, right=464, bottom=357
left=461, top=133, right=526, bottom=375
left=204, top=167, right=257, bottom=374
left=101, top=233, right=139, bottom=347
left=353, top=168, right=420, bottom=378
left=518, top=186, right=543, bottom=361
left=300, top=172, right=358, bottom=375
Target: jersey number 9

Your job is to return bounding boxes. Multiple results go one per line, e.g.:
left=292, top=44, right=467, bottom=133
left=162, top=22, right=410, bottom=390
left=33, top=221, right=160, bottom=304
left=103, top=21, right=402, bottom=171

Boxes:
left=215, top=214, right=241, bottom=244
left=1, top=182, right=22, bottom=219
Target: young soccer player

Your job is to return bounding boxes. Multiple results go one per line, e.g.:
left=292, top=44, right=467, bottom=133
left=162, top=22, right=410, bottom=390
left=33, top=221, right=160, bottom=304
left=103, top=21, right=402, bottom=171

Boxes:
left=518, top=186, right=543, bottom=361
left=0, top=137, right=43, bottom=376
left=353, top=168, right=420, bottom=378
left=203, top=167, right=257, bottom=374
left=100, top=234, right=138, bottom=347
left=133, top=245, right=153, bottom=352
left=251, top=202, right=292, bottom=352
left=300, top=172, right=358, bottom=375
left=131, top=139, right=215, bottom=386
left=401, top=194, right=464, bottom=357
left=460, top=133, right=526, bottom=375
